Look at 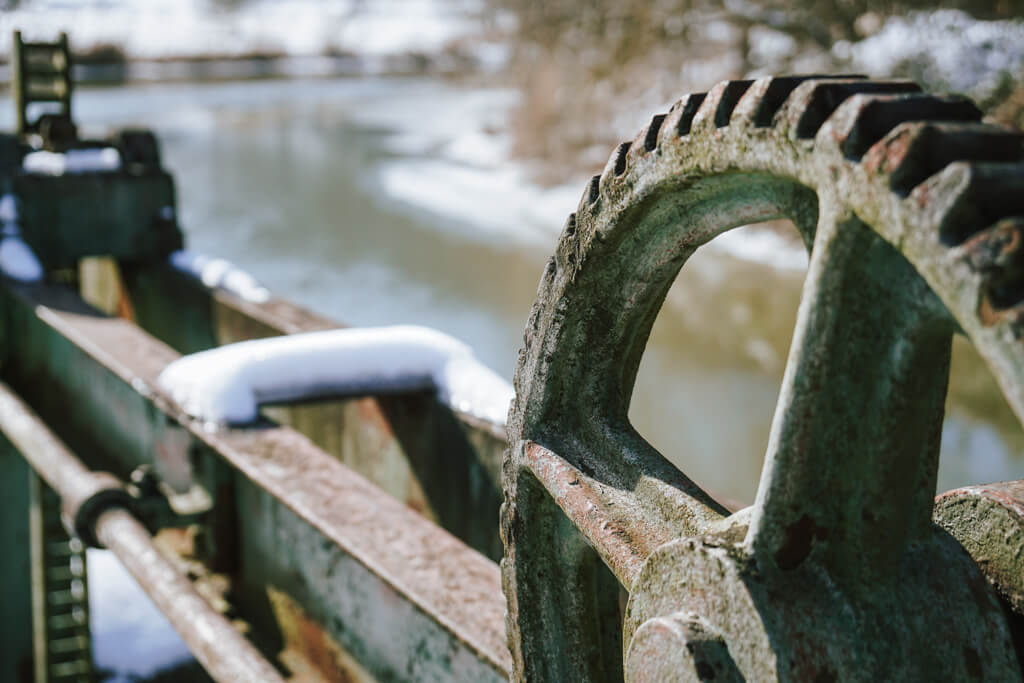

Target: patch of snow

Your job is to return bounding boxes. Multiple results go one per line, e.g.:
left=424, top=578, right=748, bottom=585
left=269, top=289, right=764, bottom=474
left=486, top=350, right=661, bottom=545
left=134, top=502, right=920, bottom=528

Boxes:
left=170, top=249, right=271, bottom=304
left=0, top=196, right=43, bottom=282
left=0, top=0, right=495, bottom=64
left=376, top=159, right=582, bottom=247
left=748, top=26, right=797, bottom=67
left=88, top=549, right=192, bottom=678
left=22, top=148, right=122, bottom=175
left=845, top=10, right=1024, bottom=104
left=0, top=234, right=43, bottom=282
left=0, top=194, right=17, bottom=222
left=157, top=325, right=514, bottom=426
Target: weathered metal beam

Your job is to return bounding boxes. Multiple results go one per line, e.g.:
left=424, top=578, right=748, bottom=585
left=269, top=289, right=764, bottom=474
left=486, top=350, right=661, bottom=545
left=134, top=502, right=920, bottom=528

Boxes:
left=122, top=263, right=507, bottom=561
left=0, top=280, right=511, bottom=682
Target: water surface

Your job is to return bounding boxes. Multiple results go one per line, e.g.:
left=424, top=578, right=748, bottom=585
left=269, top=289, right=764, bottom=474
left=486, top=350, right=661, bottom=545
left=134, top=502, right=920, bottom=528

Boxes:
left=4, top=77, right=1021, bottom=504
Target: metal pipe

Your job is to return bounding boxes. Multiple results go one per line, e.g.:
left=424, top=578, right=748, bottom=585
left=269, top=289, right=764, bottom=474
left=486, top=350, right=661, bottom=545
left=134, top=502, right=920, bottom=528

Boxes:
left=0, top=380, right=286, bottom=683
left=93, top=508, right=286, bottom=683
left=0, top=378, right=121, bottom=535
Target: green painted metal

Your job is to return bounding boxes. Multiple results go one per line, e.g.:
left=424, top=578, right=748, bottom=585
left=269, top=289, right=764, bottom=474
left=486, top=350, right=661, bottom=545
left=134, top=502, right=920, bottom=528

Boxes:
left=0, top=434, right=34, bottom=683
left=29, top=475, right=93, bottom=683
left=11, top=31, right=72, bottom=140
left=6, top=30, right=183, bottom=271
left=503, top=76, right=1024, bottom=680
left=15, top=172, right=181, bottom=271
left=0, top=279, right=511, bottom=682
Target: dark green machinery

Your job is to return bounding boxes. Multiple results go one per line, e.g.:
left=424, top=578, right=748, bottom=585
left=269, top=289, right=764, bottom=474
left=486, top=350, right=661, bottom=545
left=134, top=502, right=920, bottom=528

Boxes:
left=3, top=31, right=182, bottom=273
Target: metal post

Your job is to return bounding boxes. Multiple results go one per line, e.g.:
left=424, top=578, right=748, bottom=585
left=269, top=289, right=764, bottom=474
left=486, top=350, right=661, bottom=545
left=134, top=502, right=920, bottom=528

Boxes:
left=0, top=433, right=34, bottom=683
left=57, top=33, right=70, bottom=124
left=12, top=30, right=26, bottom=135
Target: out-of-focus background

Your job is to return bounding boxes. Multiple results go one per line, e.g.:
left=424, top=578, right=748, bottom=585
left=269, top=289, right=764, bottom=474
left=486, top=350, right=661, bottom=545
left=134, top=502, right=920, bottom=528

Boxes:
left=1, top=1, right=1022, bottom=680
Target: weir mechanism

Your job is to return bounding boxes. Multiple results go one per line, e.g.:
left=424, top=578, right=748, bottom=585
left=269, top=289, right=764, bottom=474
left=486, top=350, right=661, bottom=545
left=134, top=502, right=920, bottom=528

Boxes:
left=0, top=33, right=1022, bottom=683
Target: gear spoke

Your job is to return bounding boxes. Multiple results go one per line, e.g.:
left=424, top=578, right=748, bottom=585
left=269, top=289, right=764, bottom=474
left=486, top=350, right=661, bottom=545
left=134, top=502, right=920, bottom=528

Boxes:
left=748, top=204, right=956, bottom=579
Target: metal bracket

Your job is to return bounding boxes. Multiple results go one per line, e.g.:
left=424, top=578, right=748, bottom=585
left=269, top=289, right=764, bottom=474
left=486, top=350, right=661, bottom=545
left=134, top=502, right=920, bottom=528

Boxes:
left=126, top=465, right=214, bottom=533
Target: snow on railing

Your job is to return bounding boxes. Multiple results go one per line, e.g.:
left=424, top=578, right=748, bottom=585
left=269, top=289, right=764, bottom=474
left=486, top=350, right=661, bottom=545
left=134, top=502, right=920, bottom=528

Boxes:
left=169, top=249, right=272, bottom=304
left=22, top=148, right=123, bottom=175
left=157, top=325, right=514, bottom=427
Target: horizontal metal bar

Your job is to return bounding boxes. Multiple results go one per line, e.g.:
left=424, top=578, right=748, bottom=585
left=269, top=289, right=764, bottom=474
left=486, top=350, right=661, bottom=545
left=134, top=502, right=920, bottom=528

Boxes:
left=0, top=379, right=286, bottom=682
left=0, top=280, right=511, bottom=681
left=0, top=378, right=121, bottom=536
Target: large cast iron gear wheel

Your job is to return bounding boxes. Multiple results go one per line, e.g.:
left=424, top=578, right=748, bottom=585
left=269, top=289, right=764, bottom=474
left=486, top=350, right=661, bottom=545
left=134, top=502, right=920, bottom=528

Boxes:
left=502, top=76, right=1024, bottom=681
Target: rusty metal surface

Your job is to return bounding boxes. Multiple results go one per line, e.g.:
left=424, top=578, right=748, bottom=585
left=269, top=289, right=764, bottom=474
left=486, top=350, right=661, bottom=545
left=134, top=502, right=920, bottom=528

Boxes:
left=0, top=280, right=511, bottom=681
left=95, top=508, right=287, bottom=683
left=935, top=480, right=1024, bottom=615
left=504, top=75, right=1024, bottom=680
left=122, top=263, right=507, bottom=561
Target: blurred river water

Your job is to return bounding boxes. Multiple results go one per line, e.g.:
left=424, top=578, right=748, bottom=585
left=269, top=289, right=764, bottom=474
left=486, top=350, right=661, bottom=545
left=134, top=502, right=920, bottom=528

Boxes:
left=3, top=76, right=1022, bottom=505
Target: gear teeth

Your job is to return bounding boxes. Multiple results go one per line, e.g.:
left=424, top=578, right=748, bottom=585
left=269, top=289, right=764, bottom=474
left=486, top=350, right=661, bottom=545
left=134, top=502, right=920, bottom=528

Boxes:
left=825, top=93, right=982, bottom=160
left=733, top=75, right=850, bottom=128
left=627, top=113, right=668, bottom=168
left=642, top=114, right=666, bottom=151
left=711, top=79, right=755, bottom=128
left=613, top=141, right=631, bottom=176
left=921, top=162, right=1024, bottom=246
left=865, top=122, right=1024, bottom=197
left=978, top=297, right=1024, bottom=335
left=559, top=213, right=582, bottom=275
left=587, top=174, right=600, bottom=205
left=961, top=217, right=1024, bottom=310
left=594, top=142, right=634, bottom=199
left=565, top=212, right=577, bottom=237
left=782, top=79, right=921, bottom=139
left=664, top=92, right=707, bottom=139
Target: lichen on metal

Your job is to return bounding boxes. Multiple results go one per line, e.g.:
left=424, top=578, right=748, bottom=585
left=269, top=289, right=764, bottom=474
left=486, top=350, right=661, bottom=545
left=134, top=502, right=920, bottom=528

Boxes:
left=502, top=76, right=1024, bottom=680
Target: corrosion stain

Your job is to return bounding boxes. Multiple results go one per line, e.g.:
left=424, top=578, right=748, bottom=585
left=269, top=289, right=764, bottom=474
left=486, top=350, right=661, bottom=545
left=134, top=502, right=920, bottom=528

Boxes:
left=862, top=126, right=914, bottom=177
left=774, top=514, right=828, bottom=570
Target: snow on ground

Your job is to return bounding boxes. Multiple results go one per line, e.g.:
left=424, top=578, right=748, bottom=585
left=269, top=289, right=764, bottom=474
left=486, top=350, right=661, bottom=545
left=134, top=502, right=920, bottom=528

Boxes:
left=358, top=81, right=811, bottom=268
left=0, top=0, right=493, bottom=62
left=158, top=325, right=514, bottom=426
left=840, top=10, right=1024, bottom=105
left=87, top=550, right=192, bottom=681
